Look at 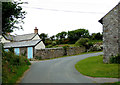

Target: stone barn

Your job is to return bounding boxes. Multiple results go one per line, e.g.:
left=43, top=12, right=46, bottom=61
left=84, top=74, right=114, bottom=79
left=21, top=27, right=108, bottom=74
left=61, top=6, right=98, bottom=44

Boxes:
left=99, top=2, right=120, bottom=63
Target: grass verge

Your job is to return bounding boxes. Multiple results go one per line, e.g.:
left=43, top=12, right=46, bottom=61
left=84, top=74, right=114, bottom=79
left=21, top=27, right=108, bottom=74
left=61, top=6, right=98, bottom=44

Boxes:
left=2, top=51, right=31, bottom=83
left=75, top=55, right=119, bottom=78
left=3, top=65, right=29, bottom=83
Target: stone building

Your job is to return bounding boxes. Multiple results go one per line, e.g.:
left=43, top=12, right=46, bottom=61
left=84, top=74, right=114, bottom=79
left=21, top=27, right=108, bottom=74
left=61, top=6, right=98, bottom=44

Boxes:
left=99, top=2, right=120, bottom=63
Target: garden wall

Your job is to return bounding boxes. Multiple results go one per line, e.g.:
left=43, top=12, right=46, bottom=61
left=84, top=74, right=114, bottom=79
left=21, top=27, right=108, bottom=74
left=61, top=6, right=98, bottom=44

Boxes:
left=66, top=47, right=85, bottom=56
left=35, top=47, right=85, bottom=59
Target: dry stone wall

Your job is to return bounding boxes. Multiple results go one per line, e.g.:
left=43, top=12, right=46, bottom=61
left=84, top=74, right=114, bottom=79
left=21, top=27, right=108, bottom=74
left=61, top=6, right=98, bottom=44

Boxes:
left=66, top=47, right=85, bottom=56
left=35, top=47, right=85, bottom=59
left=20, top=47, right=27, bottom=56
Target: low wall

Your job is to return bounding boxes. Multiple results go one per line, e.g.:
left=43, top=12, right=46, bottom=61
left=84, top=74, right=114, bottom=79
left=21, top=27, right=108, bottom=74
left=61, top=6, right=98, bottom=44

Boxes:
left=35, top=47, right=85, bottom=59
left=67, top=47, right=85, bottom=56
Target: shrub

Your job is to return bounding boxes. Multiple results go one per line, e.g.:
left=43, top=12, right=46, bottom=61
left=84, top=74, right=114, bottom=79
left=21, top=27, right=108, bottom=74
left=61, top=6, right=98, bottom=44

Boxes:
left=9, top=47, right=14, bottom=53
left=35, top=56, right=42, bottom=60
left=110, top=54, right=120, bottom=64
left=2, top=50, right=31, bottom=83
left=75, top=38, right=89, bottom=48
left=52, top=41, right=57, bottom=46
left=63, top=45, right=69, bottom=56
left=46, top=45, right=53, bottom=48
left=86, top=42, right=93, bottom=49
left=2, top=51, right=31, bottom=66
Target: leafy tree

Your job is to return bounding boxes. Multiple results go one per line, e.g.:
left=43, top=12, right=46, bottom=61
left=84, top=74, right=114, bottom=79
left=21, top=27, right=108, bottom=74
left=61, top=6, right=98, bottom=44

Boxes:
left=2, top=1, right=26, bottom=35
left=55, top=31, right=68, bottom=44
left=91, top=32, right=103, bottom=40
left=50, top=35, right=55, bottom=41
left=45, top=38, right=52, bottom=46
left=68, top=29, right=89, bottom=44
left=60, top=31, right=67, bottom=39
left=56, top=31, right=67, bottom=40
left=39, top=33, right=48, bottom=45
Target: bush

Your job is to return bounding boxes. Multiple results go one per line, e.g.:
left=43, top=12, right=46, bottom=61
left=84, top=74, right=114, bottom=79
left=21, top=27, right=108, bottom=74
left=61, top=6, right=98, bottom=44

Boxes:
left=52, top=41, right=57, bottom=46
left=2, top=51, right=31, bottom=66
left=46, top=45, right=53, bottom=48
left=110, top=54, right=120, bottom=64
left=63, top=45, right=69, bottom=56
left=9, top=47, right=14, bottom=53
left=75, top=38, right=89, bottom=47
left=86, top=42, right=93, bottom=49
left=2, top=50, right=31, bottom=83
left=35, top=56, right=42, bottom=60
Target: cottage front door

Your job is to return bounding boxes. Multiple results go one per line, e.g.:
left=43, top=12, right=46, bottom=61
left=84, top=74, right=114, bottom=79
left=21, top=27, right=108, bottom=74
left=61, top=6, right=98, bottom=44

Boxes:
left=27, top=47, right=33, bottom=59
left=14, top=48, right=20, bottom=55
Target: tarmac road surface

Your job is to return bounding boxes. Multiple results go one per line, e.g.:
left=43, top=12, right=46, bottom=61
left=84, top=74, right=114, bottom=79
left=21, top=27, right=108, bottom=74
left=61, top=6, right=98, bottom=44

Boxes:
left=21, top=52, right=103, bottom=83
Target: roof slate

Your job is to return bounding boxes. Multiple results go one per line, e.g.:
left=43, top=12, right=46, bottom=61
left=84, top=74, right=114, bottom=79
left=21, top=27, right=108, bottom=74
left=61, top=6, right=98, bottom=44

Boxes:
left=4, top=34, right=15, bottom=41
left=3, top=33, right=37, bottom=41
left=4, top=39, right=41, bottom=48
left=14, top=33, right=37, bottom=41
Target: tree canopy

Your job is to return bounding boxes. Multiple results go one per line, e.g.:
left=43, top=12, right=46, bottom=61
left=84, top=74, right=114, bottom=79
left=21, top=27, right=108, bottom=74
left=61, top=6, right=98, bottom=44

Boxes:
left=2, top=1, right=26, bottom=35
left=56, top=31, right=67, bottom=40
left=68, top=29, right=89, bottom=43
left=90, top=32, right=103, bottom=40
left=39, top=33, right=48, bottom=45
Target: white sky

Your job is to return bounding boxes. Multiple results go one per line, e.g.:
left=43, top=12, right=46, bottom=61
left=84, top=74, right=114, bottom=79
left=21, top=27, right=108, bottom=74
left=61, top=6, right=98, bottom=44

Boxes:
left=12, top=0, right=120, bottom=37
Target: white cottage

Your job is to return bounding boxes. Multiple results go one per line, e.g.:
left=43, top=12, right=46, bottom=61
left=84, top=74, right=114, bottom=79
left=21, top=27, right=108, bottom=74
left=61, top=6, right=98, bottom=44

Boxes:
left=1, top=27, right=45, bottom=59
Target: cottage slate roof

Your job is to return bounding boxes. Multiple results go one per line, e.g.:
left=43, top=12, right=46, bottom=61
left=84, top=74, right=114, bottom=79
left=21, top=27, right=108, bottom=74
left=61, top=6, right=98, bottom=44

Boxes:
left=4, top=39, right=41, bottom=48
left=14, top=33, right=37, bottom=41
left=3, top=33, right=38, bottom=41
left=3, top=34, right=15, bottom=41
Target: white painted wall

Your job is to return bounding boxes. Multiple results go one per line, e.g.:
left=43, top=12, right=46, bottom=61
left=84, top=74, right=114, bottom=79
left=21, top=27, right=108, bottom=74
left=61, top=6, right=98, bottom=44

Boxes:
left=0, top=35, right=10, bottom=43
left=32, top=34, right=45, bottom=49
left=32, top=34, right=41, bottom=40
left=35, top=41, right=45, bottom=49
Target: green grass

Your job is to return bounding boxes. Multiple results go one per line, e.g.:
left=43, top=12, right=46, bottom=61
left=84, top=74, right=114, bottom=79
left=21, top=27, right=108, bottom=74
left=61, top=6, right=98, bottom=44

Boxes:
left=79, top=50, right=102, bottom=55
left=6, top=65, right=29, bottom=83
left=75, top=55, right=119, bottom=78
left=51, top=44, right=75, bottom=48
left=88, top=40, right=102, bottom=44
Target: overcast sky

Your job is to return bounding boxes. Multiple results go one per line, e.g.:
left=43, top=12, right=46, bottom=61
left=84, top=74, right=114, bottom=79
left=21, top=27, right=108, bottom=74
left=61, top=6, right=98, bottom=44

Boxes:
left=12, top=0, right=120, bottom=37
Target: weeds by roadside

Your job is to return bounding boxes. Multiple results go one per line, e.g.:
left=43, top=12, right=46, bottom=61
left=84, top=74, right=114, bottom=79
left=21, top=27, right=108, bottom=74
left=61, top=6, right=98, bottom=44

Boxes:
left=2, top=51, right=31, bottom=83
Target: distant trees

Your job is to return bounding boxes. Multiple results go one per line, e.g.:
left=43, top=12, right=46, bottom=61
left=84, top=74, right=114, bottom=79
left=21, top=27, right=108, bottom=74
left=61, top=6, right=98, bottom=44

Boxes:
left=90, top=32, right=103, bottom=40
left=39, top=28, right=103, bottom=47
left=39, top=33, right=48, bottom=45
left=68, top=29, right=89, bottom=44
left=56, top=31, right=67, bottom=40
left=50, top=35, right=55, bottom=41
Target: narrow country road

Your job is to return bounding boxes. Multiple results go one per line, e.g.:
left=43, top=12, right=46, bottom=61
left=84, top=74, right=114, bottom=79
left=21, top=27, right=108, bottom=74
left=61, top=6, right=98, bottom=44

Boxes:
left=21, top=52, right=103, bottom=83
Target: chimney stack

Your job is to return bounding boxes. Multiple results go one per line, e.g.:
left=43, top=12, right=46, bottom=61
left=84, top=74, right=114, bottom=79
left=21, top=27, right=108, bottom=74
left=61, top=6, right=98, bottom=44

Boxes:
left=34, top=27, right=38, bottom=34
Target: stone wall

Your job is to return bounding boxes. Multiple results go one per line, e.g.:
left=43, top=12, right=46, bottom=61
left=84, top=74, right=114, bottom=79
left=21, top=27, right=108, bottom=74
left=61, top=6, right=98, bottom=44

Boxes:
left=20, top=47, right=27, bottom=56
left=99, top=3, right=120, bottom=63
left=66, top=47, right=85, bottom=56
left=34, top=47, right=85, bottom=59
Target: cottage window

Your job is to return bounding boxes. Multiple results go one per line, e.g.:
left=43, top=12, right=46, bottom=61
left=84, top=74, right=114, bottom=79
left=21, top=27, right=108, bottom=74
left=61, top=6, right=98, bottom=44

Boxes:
left=4, top=49, right=9, bottom=52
